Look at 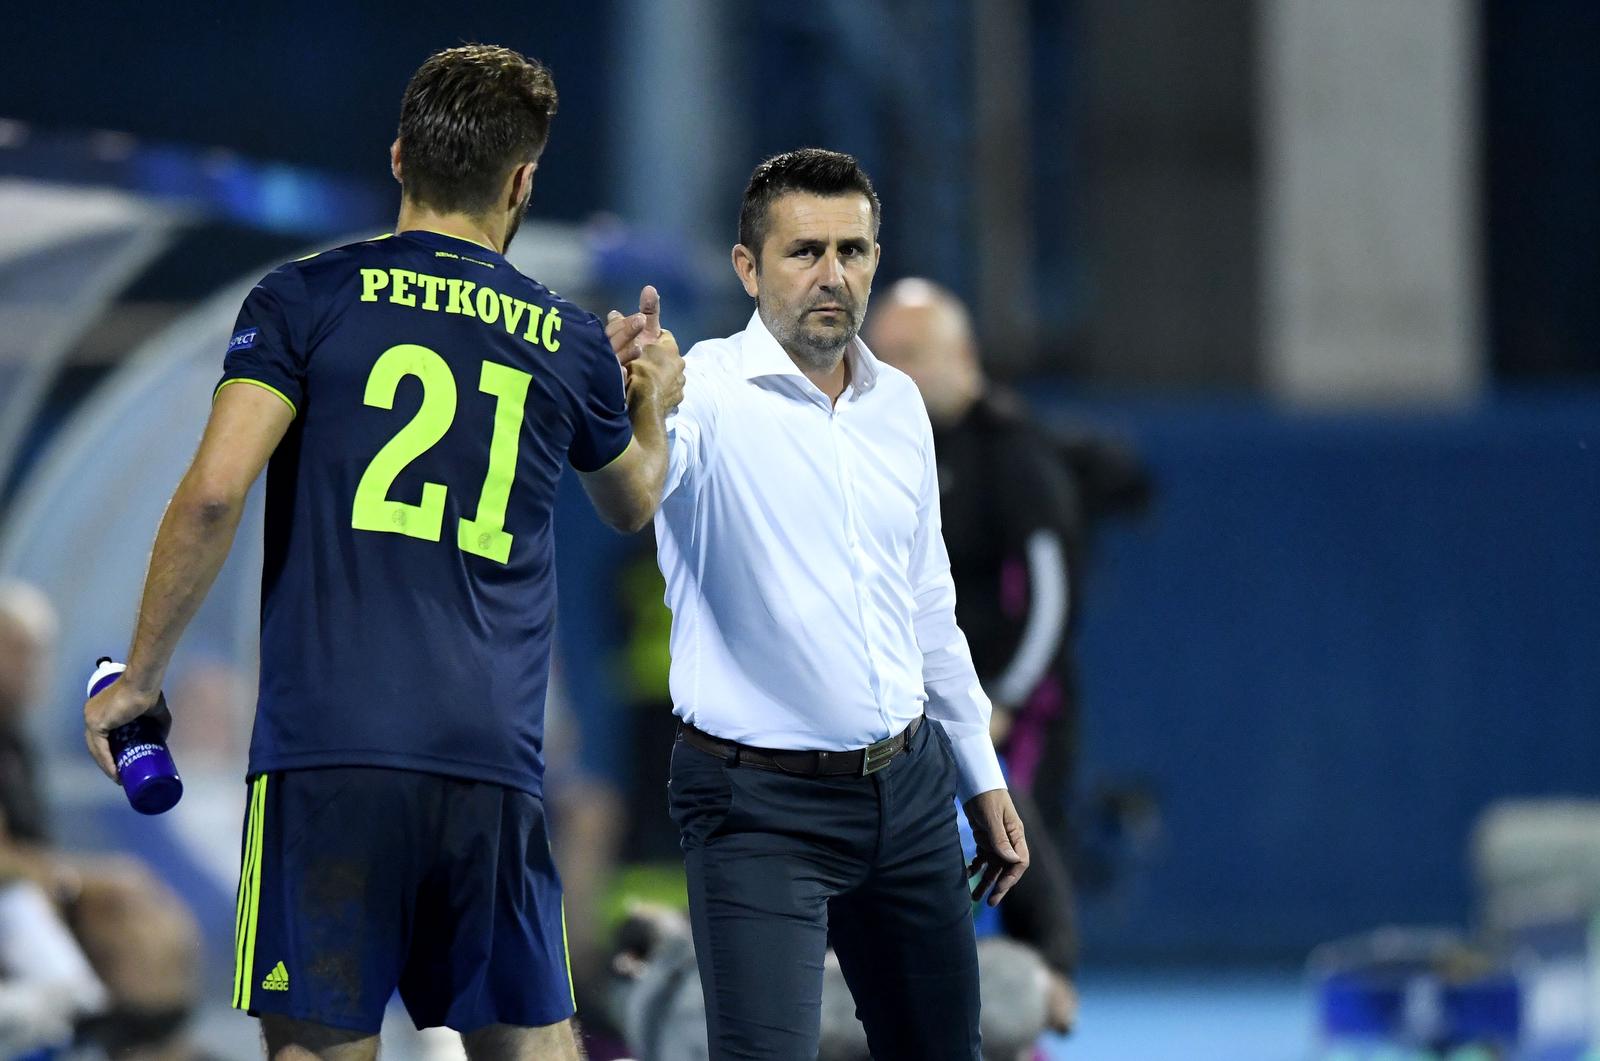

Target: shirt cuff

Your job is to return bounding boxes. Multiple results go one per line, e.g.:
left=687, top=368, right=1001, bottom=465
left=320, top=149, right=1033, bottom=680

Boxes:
left=948, top=728, right=1007, bottom=803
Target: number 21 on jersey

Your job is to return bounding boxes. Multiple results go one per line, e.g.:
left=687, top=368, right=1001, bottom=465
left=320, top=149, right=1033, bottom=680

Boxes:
left=351, top=343, right=530, bottom=565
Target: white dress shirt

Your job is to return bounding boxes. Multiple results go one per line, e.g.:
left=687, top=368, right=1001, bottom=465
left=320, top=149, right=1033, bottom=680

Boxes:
left=653, top=311, right=1006, bottom=801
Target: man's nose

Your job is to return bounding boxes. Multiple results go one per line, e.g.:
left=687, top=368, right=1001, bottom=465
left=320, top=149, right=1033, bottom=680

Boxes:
left=817, top=251, right=846, bottom=288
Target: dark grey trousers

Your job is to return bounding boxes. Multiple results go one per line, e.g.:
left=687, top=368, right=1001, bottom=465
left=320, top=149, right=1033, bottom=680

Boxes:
left=667, top=718, right=982, bottom=1060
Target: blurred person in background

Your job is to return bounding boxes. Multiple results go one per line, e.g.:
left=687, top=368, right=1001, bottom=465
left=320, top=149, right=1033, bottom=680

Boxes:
left=1, top=585, right=108, bottom=1056
left=973, top=939, right=1053, bottom=1061
left=650, top=148, right=1026, bottom=1059
left=866, top=279, right=1079, bottom=825
left=539, top=649, right=633, bottom=1053
left=0, top=872, right=107, bottom=1059
left=0, top=579, right=56, bottom=850
left=608, top=913, right=1054, bottom=1061
left=1, top=581, right=102, bottom=1057
left=867, top=281, right=1151, bottom=858
left=82, top=44, right=683, bottom=1061
left=867, top=279, right=1088, bottom=1031
left=1, top=582, right=108, bottom=1054
left=609, top=903, right=703, bottom=1061
left=2, top=582, right=212, bottom=1059
left=68, top=865, right=211, bottom=1061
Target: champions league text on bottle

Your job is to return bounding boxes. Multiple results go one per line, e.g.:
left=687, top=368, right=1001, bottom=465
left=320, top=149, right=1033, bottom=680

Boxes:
left=87, top=658, right=183, bottom=815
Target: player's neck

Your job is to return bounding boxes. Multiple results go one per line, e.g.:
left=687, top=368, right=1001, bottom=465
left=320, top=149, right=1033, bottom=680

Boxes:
left=394, top=203, right=506, bottom=255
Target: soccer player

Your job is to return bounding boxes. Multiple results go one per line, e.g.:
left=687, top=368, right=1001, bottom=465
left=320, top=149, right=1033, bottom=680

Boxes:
left=83, top=45, right=682, bottom=1061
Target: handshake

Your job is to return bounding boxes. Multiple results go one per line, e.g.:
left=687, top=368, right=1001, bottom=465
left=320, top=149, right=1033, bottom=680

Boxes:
left=605, top=284, right=685, bottom=416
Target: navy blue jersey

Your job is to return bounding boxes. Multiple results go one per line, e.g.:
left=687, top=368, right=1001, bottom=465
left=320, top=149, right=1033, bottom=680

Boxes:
left=218, top=230, right=631, bottom=795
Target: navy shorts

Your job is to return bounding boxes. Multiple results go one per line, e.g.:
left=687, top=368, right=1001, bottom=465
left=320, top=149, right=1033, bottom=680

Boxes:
left=231, top=767, right=574, bottom=1034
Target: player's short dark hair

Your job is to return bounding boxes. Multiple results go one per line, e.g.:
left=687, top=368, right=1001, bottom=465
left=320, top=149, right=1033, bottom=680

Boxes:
left=397, top=45, right=559, bottom=216
left=738, top=148, right=881, bottom=258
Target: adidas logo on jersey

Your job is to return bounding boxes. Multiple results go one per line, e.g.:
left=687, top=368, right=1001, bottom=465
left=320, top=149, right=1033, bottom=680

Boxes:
left=262, top=961, right=290, bottom=992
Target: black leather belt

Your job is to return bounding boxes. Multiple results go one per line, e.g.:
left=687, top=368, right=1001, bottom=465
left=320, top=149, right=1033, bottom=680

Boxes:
left=678, top=716, right=923, bottom=777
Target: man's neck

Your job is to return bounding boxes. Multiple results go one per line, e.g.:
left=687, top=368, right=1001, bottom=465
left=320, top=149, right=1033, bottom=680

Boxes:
left=789, top=348, right=850, bottom=405
left=394, top=203, right=504, bottom=254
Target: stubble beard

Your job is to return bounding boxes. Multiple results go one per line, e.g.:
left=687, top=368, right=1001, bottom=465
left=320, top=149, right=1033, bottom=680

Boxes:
left=503, top=183, right=534, bottom=252
left=763, top=299, right=863, bottom=373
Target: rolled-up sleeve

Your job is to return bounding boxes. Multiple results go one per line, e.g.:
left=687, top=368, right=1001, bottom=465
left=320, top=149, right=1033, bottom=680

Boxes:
left=909, top=415, right=1006, bottom=801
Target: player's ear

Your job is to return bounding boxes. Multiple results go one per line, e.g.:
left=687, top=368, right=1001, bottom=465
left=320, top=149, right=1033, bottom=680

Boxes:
left=390, top=139, right=403, bottom=184
left=509, top=161, right=537, bottom=211
left=732, top=244, right=760, bottom=300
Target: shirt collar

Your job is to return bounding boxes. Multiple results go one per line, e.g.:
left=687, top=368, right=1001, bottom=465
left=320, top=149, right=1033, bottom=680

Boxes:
left=397, top=228, right=508, bottom=263
left=739, top=310, right=881, bottom=399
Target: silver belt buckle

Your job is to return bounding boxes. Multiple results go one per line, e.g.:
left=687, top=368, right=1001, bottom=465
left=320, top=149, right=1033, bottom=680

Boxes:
left=861, top=733, right=898, bottom=776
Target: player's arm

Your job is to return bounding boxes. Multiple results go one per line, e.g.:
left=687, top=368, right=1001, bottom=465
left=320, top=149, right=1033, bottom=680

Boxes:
left=83, top=384, right=292, bottom=780
left=579, top=286, right=684, bottom=532
left=579, top=406, right=668, bottom=533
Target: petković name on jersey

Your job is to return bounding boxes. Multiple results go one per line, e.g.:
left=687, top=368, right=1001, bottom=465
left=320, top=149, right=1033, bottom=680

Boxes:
left=359, top=267, right=565, bottom=352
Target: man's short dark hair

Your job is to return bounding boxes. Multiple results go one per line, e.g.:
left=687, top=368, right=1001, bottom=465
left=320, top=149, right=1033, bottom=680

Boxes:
left=738, top=148, right=882, bottom=257
left=397, top=45, right=559, bottom=216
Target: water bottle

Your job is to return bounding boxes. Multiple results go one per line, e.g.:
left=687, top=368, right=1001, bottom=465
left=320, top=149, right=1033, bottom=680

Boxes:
left=86, top=657, right=183, bottom=815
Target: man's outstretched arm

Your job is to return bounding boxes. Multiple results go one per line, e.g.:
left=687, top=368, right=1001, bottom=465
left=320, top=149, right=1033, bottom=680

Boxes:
left=83, top=383, right=292, bottom=780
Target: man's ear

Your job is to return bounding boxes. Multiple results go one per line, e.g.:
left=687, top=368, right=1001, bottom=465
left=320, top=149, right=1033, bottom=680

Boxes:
left=390, top=139, right=403, bottom=184
left=732, top=243, right=760, bottom=299
left=509, top=160, right=538, bottom=210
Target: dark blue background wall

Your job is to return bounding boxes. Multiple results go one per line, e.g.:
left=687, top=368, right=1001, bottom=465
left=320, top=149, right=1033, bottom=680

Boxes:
left=1064, top=395, right=1600, bottom=960
left=1, top=3, right=614, bottom=221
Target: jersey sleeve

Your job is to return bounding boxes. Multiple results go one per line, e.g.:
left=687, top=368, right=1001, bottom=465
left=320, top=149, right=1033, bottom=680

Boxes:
left=215, top=265, right=313, bottom=416
left=567, top=316, right=633, bottom=473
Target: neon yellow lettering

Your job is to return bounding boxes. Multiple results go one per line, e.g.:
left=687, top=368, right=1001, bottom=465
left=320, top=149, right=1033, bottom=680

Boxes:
left=415, top=273, right=445, bottom=311
left=458, top=360, right=533, bottom=564
left=445, top=278, right=478, bottom=317
left=499, top=294, right=527, bottom=337
left=475, top=286, right=500, bottom=324
left=522, top=304, right=545, bottom=344
left=542, top=308, right=562, bottom=352
left=360, top=268, right=388, bottom=302
left=390, top=269, right=417, bottom=307
left=351, top=345, right=456, bottom=542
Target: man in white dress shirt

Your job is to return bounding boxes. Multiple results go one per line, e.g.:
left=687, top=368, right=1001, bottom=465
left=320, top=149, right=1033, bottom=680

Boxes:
left=648, top=148, right=1028, bottom=1059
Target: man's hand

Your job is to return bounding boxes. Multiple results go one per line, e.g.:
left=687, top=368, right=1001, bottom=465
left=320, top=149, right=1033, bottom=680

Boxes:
left=84, top=681, right=170, bottom=783
left=964, top=788, right=1029, bottom=906
left=628, top=328, right=683, bottom=414
left=606, top=304, right=648, bottom=368
left=607, top=286, right=683, bottom=415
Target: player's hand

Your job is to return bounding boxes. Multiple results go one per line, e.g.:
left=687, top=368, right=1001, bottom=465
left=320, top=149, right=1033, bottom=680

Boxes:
left=964, top=788, right=1029, bottom=906
left=84, top=679, right=171, bottom=783
left=613, top=286, right=683, bottom=414
left=606, top=284, right=665, bottom=368
left=606, top=310, right=646, bottom=368
left=627, top=327, right=684, bottom=415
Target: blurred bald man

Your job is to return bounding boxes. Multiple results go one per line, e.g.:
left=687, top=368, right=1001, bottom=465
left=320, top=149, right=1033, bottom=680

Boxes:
left=0, top=580, right=58, bottom=845
left=867, top=280, right=1085, bottom=1032
left=866, top=280, right=1079, bottom=745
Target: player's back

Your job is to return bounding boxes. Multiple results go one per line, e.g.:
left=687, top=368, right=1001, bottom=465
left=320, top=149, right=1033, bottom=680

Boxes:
left=219, top=230, right=629, bottom=795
